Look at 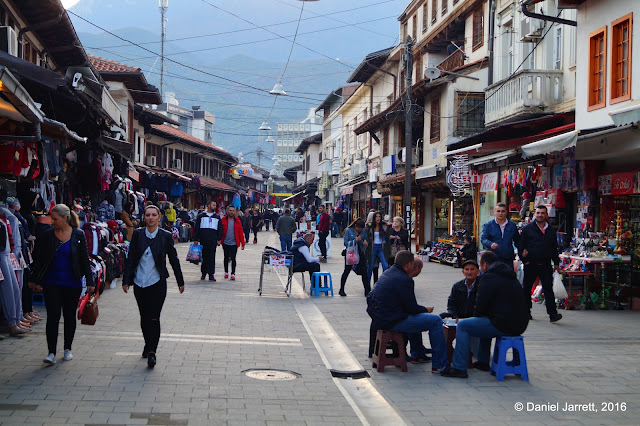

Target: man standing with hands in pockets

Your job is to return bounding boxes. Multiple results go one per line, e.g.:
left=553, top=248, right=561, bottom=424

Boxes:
left=481, top=203, right=519, bottom=267
left=519, top=205, right=562, bottom=323
left=193, top=200, right=222, bottom=282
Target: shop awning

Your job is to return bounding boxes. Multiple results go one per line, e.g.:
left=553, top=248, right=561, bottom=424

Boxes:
left=100, top=135, right=133, bottom=159
left=282, top=191, right=304, bottom=202
left=199, top=177, right=234, bottom=192
left=0, top=66, right=44, bottom=123
left=609, top=103, right=640, bottom=127
left=468, top=149, right=518, bottom=165
left=42, top=118, right=87, bottom=143
left=272, top=193, right=293, bottom=197
left=575, top=124, right=639, bottom=160
left=521, top=130, right=578, bottom=159
left=163, top=169, right=191, bottom=182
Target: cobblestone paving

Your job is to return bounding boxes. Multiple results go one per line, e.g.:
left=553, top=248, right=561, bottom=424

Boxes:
left=0, top=231, right=638, bottom=425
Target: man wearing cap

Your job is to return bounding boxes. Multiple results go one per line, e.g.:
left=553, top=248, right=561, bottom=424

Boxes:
left=444, top=260, right=480, bottom=320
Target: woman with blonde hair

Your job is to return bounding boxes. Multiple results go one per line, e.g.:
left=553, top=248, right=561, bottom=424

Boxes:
left=386, top=216, right=410, bottom=266
left=29, top=204, right=94, bottom=364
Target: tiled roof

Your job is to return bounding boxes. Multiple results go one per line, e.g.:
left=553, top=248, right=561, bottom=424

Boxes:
left=88, top=55, right=141, bottom=73
left=199, top=177, right=234, bottom=191
left=150, top=124, right=234, bottom=158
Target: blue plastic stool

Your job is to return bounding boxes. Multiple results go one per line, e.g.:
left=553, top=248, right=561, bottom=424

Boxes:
left=490, top=336, right=529, bottom=381
left=32, top=292, right=45, bottom=306
left=310, top=272, right=333, bottom=297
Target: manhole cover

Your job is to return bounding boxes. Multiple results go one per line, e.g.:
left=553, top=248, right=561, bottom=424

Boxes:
left=242, top=369, right=300, bottom=381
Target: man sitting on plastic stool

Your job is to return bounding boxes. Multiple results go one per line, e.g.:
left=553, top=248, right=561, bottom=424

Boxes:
left=440, top=251, right=530, bottom=378
left=291, top=232, right=321, bottom=282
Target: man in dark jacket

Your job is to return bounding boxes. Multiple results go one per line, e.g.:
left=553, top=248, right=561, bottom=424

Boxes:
left=317, top=205, right=330, bottom=262
left=291, top=233, right=321, bottom=281
left=367, top=251, right=447, bottom=368
left=519, top=205, right=562, bottom=322
left=275, top=209, right=297, bottom=252
left=444, top=260, right=480, bottom=319
left=480, top=203, right=519, bottom=265
left=441, top=251, right=529, bottom=378
left=193, top=200, right=221, bottom=281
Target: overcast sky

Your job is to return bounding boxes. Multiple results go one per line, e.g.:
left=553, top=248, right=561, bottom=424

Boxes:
left=68, top=0, right=404, bottom=67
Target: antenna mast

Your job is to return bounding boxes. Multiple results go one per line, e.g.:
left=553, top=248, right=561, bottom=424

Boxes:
left=159, top=0, right=168, bottom=101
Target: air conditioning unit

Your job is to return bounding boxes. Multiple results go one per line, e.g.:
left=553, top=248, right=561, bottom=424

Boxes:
left=520, top=15, right=544, bottom=42
left=0, top=26, right=18, bottom=56
left=346, top=155, right=353, bottom=165
left=172, top=159, right=182, bottom=169
left=396, top=148, right=419, bottom=165
left=354, top=151, right=363, bottom=160
left=145, top=156, right=157, bottom=167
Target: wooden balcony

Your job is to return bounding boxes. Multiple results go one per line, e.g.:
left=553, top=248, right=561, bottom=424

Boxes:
left=485, top=69, right=564, bottom=126
left=437, top=49, right=465, bottom=72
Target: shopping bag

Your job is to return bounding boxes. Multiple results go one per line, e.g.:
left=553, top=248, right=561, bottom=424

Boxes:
left=345, top=244, right=360, bottom=266
left=531, top=283, right=543, bottom=303
left=553, top=272, right=568, bottom=299
left=186, top=243, right=203, bottom=263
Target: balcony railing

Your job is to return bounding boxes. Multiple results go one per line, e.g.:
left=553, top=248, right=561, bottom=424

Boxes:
left=437, top=49, right=465, bottom=72
left=485, top=69, right=564, bottom=126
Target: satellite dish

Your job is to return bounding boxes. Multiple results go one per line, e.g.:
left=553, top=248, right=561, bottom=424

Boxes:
left=424, top=67, right=441, bottom=80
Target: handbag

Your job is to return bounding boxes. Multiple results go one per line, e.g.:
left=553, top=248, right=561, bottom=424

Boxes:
left=186, top=242, right=203, bottom=263
left=390, top=242, right=406, bottom=258
left=78, top=292, right=99, bottom=325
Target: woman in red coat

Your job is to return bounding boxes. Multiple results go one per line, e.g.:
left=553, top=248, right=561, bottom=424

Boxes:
left=219, top=206, right=245, bottom=281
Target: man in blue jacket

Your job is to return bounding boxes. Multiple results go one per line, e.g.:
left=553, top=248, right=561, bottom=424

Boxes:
left=481, top=202, right=519, bottom=265
left=367, top=251, right=447, bottom=369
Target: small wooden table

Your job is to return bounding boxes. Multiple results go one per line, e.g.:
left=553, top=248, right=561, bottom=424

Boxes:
left=443, top=323, right=473, bottom=368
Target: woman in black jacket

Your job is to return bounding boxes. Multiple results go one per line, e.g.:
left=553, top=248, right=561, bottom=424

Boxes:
left=386, top=216, right=410, bottom=266
left=28, top=204, right=94, bottom=365
left=123, top=205, right=184, bottom=368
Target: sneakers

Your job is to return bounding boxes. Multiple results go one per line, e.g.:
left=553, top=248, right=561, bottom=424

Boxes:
left=224, top=273, right=229, bottom=279
left=209, top=274, right=216, bottom=282
left=63, top=349, right=73, bottom=361
left=200, top=274, right=206, bottom=280
left=230, top=274, right=236, bottom=281
left=43, top=353, right=56, bottom=364
left=320, top=257, right=327, bottom=263
left=147, top=353, right=156, bottom=368
left=253, top=239, right=257, bottom=244
left=550, top=313, right=563, bottom=323
left=339, top=290, right=347, bottom=297
left=440, top=365, right=468, bottom=378
left=409, top=356, right=432, bottom=364
left=472, top=361, right=491, bottom=371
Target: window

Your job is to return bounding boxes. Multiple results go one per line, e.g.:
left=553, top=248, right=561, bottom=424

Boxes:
left=400, top=69, right=406, bottom=93
left=431, top=0, right=437, bottom=24
left=611, top=13, right=632, bottom=104
left=430, top=97, right=440, bottom=143
left=422, top=4, right=428, bottom=32
left=455, top=92, right=485, bottom=136
left=553, top=26, right=562, bottom=70
left=588, top=26, right=607, bottom=110
left=412, top=15, right=417, bottom=40
left=501, top=24, right=514, bottom=80
left=403, top=22, right=408, bottom=41
left=415, top=53, right=423, bottom=83
left=473, top=7, right=484, bottom=50
left=441, top=0, right=447, bottom=16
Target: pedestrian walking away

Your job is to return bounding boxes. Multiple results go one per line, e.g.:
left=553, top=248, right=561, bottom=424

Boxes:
left=480, top=202, right=520, bottom=266
left=317, top=205, right=330, bottom=262
left=339, top=219, right=370, bottom=296
left=220, top=205, right=245, bottom=281
left=250, top=209, right=263, bottom=244
left=518, top=205, right=563, bottom=323
left=122, top=204, right=185, bottom=368
left=264, top=209, right=271, bottom=231
left=242, top=209, right=252, bottom=244
left=28, top=204, right=95, bottom=364
left=275, top=208, right=297, bottom=252
left=193, top=200, right=222, bottom=282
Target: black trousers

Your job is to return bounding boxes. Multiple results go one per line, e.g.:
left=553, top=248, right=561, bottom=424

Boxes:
left=340, top=259, right=370, bottom=295
left=223, top=244, right=238, bottom=275
left=244, top=227, right=250, bottom=243
left=265, top=219, right=270, bottom=231
left=133, top=281, right=167, bottom=354
left=252, top=226, right=259, bottom=241
left=43, top=285, right=83, bottom=355
left=293, top=262, right=320, bottom=281
left=200, top=240, right=217, bottom=276
left=318, top=231, right=329, bottom=258
left=523, top=263, right=558, bottom=317
left=22, top=268, right=33, bottom=313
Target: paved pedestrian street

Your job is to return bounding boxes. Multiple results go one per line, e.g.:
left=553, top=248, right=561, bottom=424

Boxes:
left=1, top=233, right=639, bottom=425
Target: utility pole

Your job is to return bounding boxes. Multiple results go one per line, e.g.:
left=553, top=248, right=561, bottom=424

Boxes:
left=403, top=35, right=414, bottom=252
left=256, top=147, right=264, bottom=167
left=159, top=0, right=168, bottom=101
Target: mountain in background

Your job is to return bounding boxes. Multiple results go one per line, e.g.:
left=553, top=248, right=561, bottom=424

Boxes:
left=78, top=28, right=357, bottom=167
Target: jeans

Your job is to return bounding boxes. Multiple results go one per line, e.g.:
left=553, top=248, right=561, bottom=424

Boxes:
left=390, top=313, right=447, bottom=369
left=265, top=219, right=270, bottom=231
left=200, top=240, right=217, bottom=276
left=279, top=235, right=292, bottom=252
left=133, top=280, right=167, bottom=354
left=523, top=262, right=557, bottom=317
left=43, top=285, right=83, bottom=355
left=367, top=244, right=388, bottom=285
left=244, top=227, right=250, bottom=243
left=453, top=317, right=505, bottom=371
left=222, top=244, right=238, bottom=275
left=330, top=223, right=339, bottom=238
left=318, top=231, right=329, bottom=258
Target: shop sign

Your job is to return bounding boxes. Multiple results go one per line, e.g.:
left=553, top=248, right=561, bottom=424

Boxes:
left=611, top=172, right=635, bottom=195
left=415, top=164, right=438, bottom=180
left=598, top=175, right=611, bottom=195
left=480, top=172, right=498, bottom=192
left=229, top=165, right=254, bottom=179
left=382, top=155, right=396, bottom=175
left=470, top=171, right=481, bottom=184
left=369, top=168, right=379, bottom=182
left=446, top=154, right=470, bottom=197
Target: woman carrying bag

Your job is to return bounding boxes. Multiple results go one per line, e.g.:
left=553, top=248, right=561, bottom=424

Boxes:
left=386, top=216, right=410, bottom=266
left=339, top=219, right=370, bottom=297
left=28, top=204, right=95, bottom=364
left=123, top=205, right=184, bottom=368
left=365, top=212, right=390, bottom=286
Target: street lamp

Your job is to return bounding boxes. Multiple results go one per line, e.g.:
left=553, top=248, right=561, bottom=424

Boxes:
left=265, top=135, right=275, bottom=143
left=269, top=79, right=287, bottom=96
left=258, top=118, right=271, bottom=131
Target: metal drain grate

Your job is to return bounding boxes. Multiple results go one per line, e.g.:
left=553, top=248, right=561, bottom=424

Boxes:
left=242, top=369, right=301, bottom=381
left=330, top=369, right=370, bottom=380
